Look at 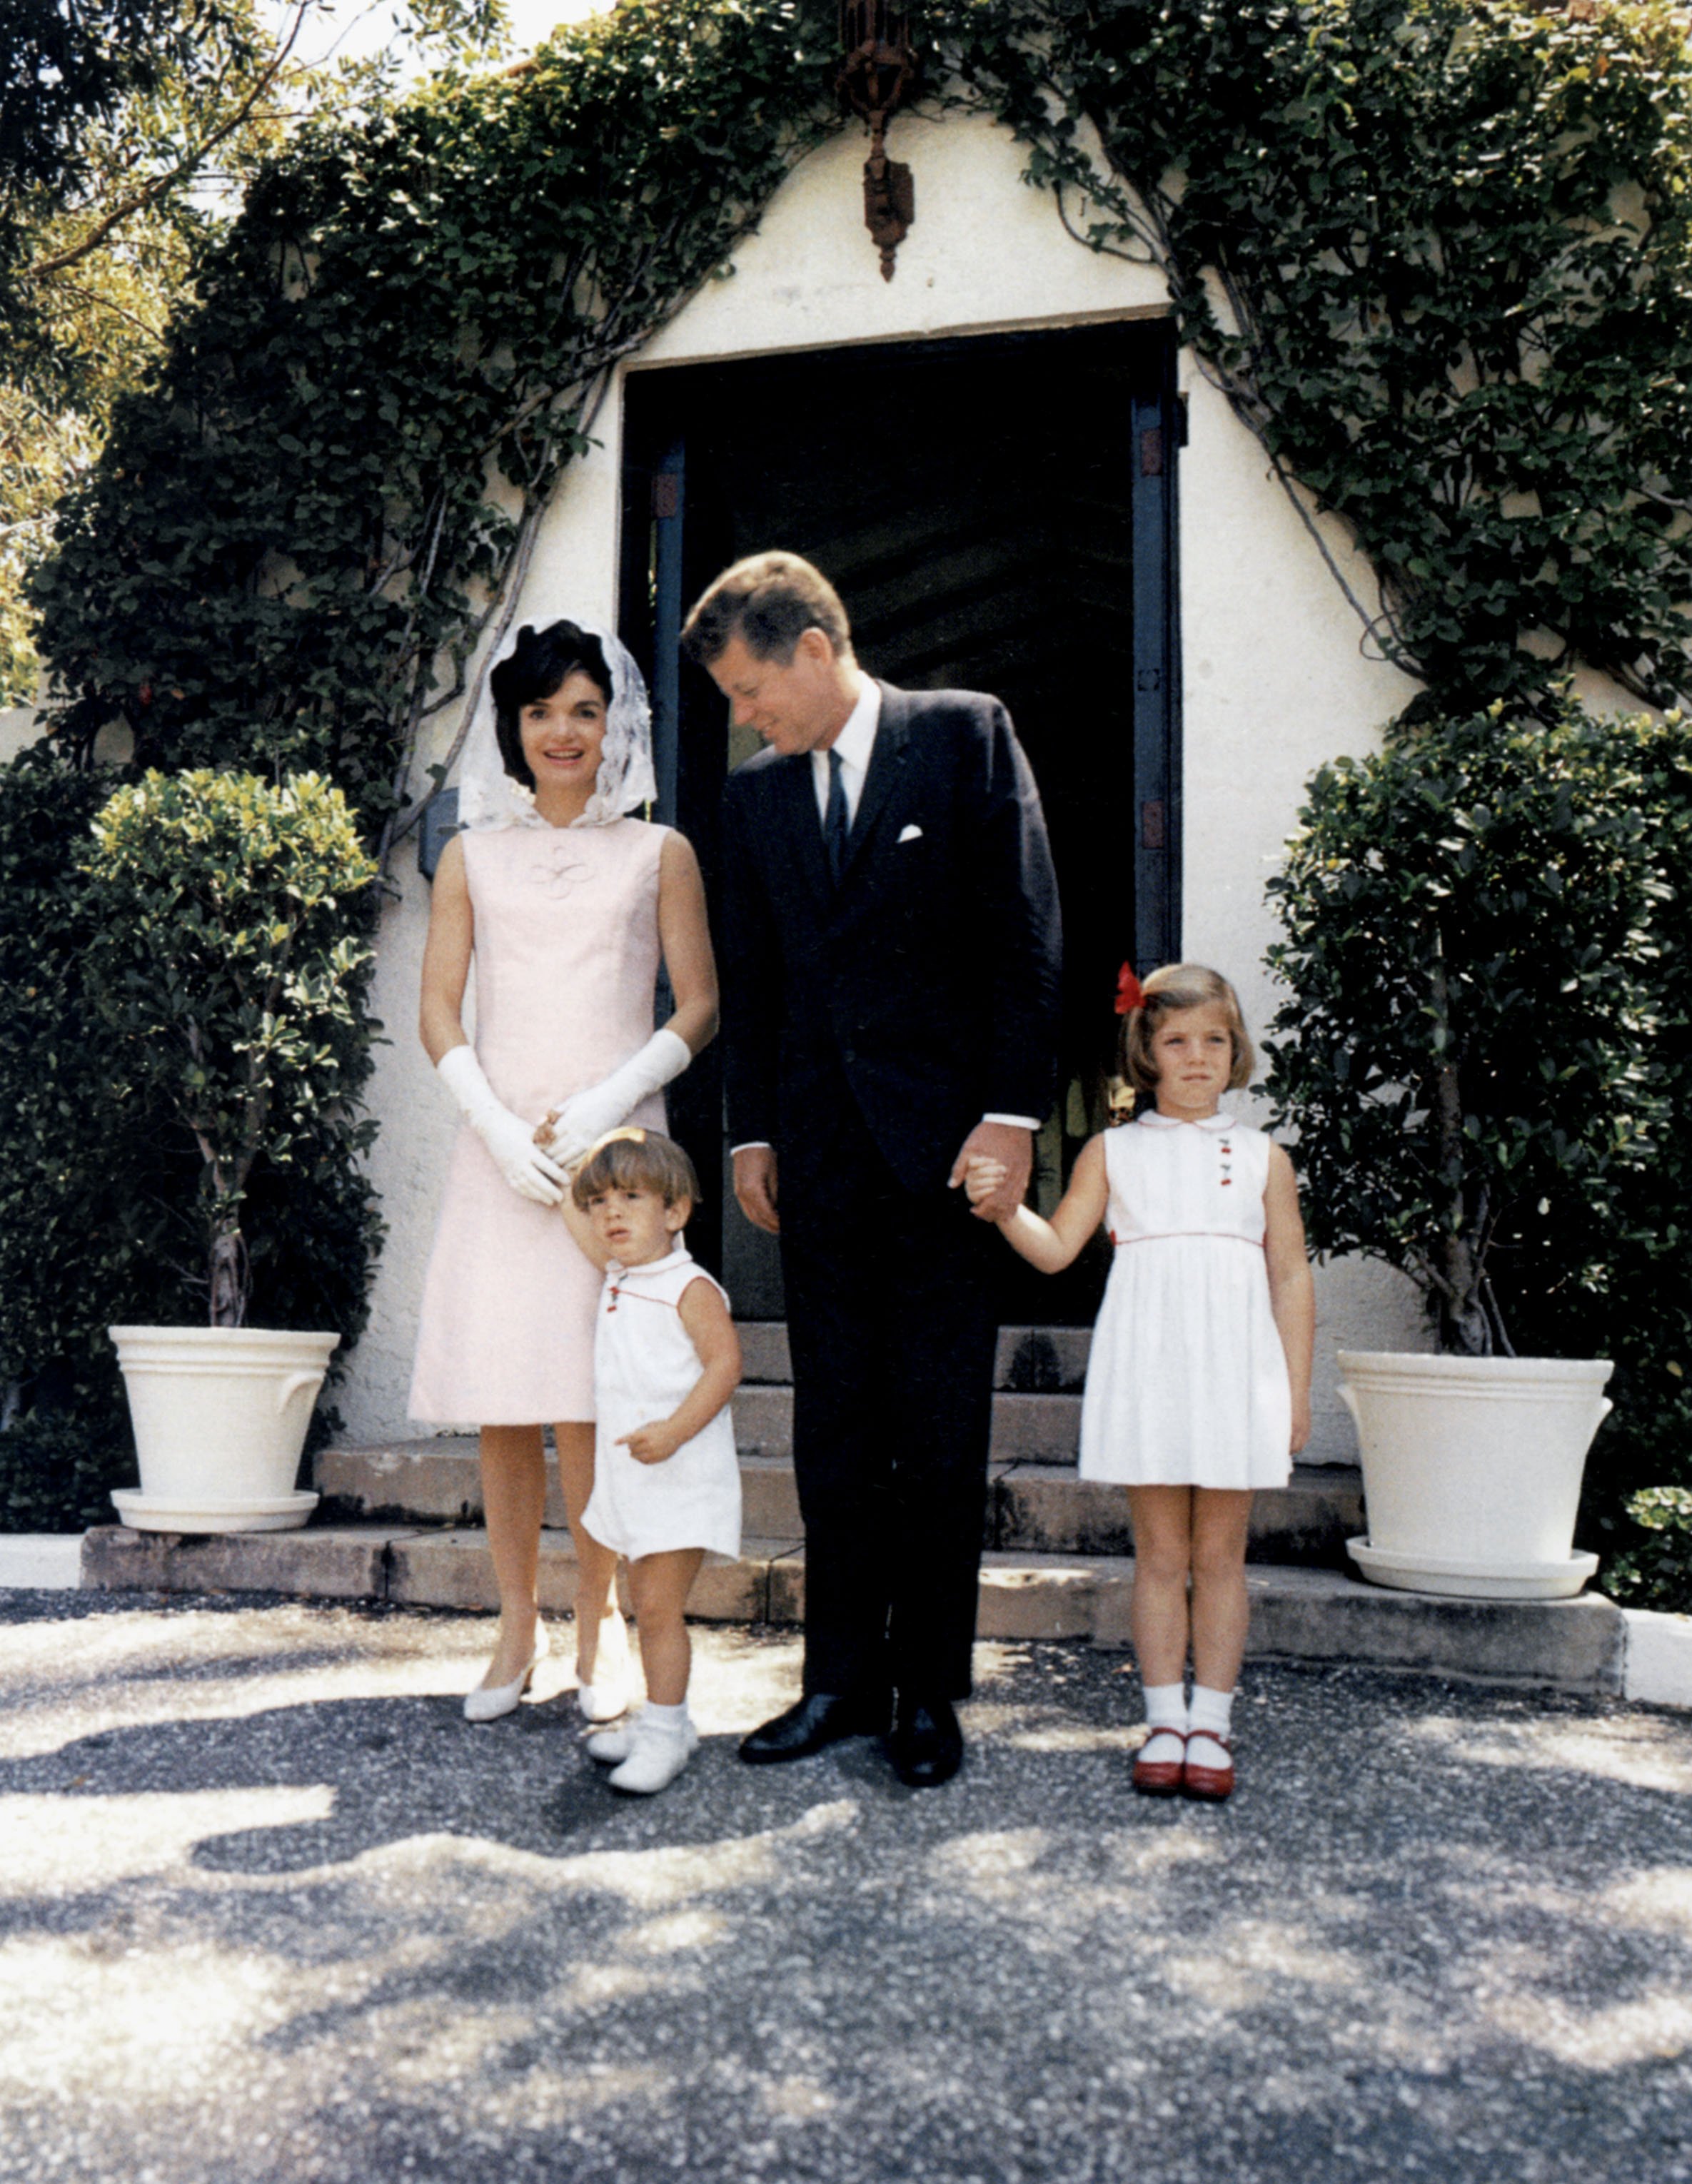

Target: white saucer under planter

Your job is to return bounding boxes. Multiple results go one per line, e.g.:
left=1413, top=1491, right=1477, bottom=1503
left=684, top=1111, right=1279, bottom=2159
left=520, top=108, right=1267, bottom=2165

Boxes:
left=109, top=1325, right=339, bottom=1535
left=109, top=1488, right=321, bottom=1534
left=1337, top=1350, right=1612, bottom=1602
left=1346, top=1540, right=1601, bottom=1601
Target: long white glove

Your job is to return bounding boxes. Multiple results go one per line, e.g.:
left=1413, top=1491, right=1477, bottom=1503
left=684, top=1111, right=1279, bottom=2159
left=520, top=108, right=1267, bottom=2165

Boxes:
left=540, top=1028, right=692, bottom=1168
left=438, top=1045, right=567, bottom=1206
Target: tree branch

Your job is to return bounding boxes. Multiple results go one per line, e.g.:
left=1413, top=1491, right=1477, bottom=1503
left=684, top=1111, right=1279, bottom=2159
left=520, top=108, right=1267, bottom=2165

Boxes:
left=21, top=1, right=313, bottom=283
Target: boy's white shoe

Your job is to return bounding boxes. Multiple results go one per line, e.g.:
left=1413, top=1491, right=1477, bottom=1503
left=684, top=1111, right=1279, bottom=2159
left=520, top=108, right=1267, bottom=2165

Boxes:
left=586, top=1711, right=700, bottom=1767
left=585, top=1721, right=638, bottom=1764
left=605, top=1714, right=697, bottom=1795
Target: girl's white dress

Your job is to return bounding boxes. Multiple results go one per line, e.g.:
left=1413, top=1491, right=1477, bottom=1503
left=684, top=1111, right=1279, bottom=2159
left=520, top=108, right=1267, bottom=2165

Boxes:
left=581, top=1243, right=742, bottom=1562
left=1079, top=1111, right=1292, bottom=1490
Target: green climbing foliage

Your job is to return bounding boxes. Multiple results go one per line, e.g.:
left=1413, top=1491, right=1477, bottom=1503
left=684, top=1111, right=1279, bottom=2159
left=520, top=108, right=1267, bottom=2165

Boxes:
left=946, top=0, right=1692, bottom=714
left=30, top=0, right=1692, bottom=816
left=29, top=0, right=843, bottom=852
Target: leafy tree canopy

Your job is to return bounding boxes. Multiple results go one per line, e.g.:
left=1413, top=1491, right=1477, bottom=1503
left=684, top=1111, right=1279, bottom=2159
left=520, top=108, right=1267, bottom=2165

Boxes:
left=1, top=0, right=508, bottom=703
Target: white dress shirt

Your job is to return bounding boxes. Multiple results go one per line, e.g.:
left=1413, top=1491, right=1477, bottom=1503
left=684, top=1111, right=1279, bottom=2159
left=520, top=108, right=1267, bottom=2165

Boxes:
left=732, top=669, right=1039, bottom=1151
left=812, top=671, right=880, bottom=826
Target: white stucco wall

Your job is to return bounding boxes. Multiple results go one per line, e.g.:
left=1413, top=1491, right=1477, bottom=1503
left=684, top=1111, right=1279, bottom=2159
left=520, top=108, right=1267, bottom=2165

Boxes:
left=336, top=106, right=1430, bottom=1455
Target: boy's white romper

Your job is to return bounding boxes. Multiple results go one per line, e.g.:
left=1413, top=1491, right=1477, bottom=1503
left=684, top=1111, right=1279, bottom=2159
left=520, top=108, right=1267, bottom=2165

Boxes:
left=1079, top=1111, right=1292, bottom=1490
left=580, top=1243, right=742, bottom=1562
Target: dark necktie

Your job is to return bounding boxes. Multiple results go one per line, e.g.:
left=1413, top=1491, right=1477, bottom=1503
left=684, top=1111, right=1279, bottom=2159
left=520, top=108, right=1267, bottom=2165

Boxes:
left=824, top=746, right=850, bottom=881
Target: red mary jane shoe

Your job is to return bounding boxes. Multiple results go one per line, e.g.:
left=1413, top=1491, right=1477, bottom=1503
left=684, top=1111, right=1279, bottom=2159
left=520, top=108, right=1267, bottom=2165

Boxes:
left=1182, top=1732, right=1235, bottom=1803
left=1132, top=1727, right=1187, bottom=1797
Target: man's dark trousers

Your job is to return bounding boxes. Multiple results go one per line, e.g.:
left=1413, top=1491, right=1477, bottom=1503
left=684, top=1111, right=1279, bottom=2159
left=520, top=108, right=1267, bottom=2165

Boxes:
left=778, top=1091, right=999, bottom=1704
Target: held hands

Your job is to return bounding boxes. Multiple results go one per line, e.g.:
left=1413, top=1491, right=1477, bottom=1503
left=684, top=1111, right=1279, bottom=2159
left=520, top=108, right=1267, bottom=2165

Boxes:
left=1291, top=1397, right=1312, bottom=1457
left=437, top=1046, right=566, bottom=1207
left=962, top=1154, right=1009, bottom=1212
left=949, top=1121, right=1031, bottom=1222
left=617, top=1418, right=685, bottom=1466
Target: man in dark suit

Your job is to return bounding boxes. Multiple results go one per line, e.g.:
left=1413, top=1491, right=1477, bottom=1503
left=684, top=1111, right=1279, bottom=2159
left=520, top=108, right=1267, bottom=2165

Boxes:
left=683, top=551, right=1062, bottom=1788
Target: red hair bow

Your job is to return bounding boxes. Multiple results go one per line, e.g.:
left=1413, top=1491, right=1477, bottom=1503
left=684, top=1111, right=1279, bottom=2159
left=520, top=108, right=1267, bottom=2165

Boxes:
left=1114, top=964, right=1145, bottom=1016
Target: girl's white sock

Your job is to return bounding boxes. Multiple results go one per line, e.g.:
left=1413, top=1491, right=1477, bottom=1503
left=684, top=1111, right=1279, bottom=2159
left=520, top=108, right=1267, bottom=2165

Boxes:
left=1187, top=1684, right=1234, bottom=1769
left=1141, top=1682, right=1188, bottom=1766
left=640, top=1699, right=690, bottom=1734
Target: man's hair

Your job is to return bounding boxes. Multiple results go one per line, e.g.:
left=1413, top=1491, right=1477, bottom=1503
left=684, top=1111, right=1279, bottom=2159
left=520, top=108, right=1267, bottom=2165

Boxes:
left=1119, top=964, right=1257, bottom=1095
left=488, top=620, right=612, bottom=787
left=680, top=550, right=852, bottom=669
left=570, top=1126, right=700, bottom=1210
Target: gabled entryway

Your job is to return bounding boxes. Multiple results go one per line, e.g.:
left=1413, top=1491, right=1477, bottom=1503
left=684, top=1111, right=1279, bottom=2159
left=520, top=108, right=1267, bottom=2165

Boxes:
left=618, top=318, right=1182, bottom=1318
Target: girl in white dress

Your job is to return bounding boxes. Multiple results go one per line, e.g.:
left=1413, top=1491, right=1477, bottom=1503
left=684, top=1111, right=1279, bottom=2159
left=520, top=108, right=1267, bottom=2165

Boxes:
left=966, top=964, right=1314, bottom=1804
left=558, top=1128, right=742, bottom=1795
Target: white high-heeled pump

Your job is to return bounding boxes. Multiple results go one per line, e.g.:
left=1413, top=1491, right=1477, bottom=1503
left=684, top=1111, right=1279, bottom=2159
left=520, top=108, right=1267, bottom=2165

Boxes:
left=463, top=1619, right=550, bottom=1723
left=576, top=1609, right=631, bottom=1724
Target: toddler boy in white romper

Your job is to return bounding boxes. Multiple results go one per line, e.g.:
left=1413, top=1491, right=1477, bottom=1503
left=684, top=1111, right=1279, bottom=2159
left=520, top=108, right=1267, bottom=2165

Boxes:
left=560, top=1128, right=742, bottom=1794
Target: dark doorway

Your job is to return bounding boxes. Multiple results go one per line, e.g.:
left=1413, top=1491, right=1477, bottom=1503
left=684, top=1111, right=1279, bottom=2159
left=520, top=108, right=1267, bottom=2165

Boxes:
left=618, top=319, right=1182, bottom=1321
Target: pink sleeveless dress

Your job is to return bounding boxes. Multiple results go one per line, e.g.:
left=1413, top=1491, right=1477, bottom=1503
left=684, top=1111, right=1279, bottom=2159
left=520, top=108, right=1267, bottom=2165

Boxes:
left=408, top=819, right=670, bottom=1425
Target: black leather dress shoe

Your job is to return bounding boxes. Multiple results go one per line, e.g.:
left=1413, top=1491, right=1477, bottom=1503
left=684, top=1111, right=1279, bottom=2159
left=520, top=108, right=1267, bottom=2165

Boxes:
left=738, top=1691, right=889, bottom=1764
left=889, top=1695, right=964, bottom=1789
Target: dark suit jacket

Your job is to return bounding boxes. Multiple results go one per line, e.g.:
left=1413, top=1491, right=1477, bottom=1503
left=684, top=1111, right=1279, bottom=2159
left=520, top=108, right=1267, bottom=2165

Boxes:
left=720, top=679, right=1062, bottom=1195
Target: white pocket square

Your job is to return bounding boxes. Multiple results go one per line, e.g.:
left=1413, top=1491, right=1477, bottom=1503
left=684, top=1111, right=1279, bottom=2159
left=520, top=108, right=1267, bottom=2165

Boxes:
left=897, top=824, right=924, bottom=844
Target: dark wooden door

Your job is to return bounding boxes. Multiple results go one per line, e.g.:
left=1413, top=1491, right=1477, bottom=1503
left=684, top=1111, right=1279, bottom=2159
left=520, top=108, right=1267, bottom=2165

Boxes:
left=619, top=319, right=1182, bottom=1320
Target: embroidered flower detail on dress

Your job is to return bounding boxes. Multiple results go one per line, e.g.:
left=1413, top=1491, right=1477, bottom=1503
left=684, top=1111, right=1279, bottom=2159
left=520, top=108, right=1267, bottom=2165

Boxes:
left=532, top=839, right=590, bottom=901
left=1219, top=1138, right=1234, bottom=1187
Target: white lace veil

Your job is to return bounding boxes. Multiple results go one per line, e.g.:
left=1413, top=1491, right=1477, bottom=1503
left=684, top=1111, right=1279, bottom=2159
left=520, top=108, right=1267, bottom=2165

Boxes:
left=456, top=616, right=658, bottom=831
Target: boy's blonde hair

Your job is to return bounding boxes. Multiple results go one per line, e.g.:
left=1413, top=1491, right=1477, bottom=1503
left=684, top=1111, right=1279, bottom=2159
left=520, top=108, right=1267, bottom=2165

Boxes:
left=1119, top=964, right=1256, bottom=1095
left=570, top=1127, right=700, bottom=1210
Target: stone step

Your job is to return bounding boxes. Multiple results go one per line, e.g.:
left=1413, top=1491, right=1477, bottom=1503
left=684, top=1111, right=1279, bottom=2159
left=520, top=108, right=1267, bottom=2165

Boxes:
left=81, top=1523, right=1624, bottom=1696
left=990, top=1463, right=1362, bottom=1569
left=313, top=1441, right=1362, bottom=1569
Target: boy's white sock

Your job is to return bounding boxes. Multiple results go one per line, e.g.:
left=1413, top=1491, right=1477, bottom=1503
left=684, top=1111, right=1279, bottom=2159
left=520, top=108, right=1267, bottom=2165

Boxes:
left=1141, top=1682, right=1188, bottom=1767
left=1187, top=1684, right=1234, bottom=1769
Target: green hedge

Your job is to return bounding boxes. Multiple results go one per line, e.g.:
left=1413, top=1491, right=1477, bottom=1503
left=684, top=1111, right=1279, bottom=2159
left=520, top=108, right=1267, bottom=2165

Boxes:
left=1264, top=694, right=1692, bottom=1572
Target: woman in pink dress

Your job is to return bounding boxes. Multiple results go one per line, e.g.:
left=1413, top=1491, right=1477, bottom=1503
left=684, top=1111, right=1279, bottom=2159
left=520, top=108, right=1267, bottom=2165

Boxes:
left=411, top=616, right=718, bottom=1722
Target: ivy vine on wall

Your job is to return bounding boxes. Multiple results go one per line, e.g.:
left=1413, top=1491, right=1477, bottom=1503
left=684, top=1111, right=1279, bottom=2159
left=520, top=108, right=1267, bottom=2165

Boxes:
left=29, top=0, right=843, bottom=858
left=29, top=0, right=1692, bottom=819
left=949, top=0, right=1692, bottom=715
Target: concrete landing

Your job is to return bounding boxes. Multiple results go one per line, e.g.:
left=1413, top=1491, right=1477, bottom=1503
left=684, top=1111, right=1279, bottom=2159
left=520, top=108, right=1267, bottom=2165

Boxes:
left=80, top=1523, right=1627, bottom=1696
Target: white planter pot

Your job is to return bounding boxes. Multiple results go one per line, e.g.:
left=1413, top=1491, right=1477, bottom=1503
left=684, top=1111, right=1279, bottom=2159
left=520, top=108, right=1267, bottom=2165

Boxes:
left=1337, top=1350, right=1612, bottom=1600
left=109, top=1325, right=339, bottom=1534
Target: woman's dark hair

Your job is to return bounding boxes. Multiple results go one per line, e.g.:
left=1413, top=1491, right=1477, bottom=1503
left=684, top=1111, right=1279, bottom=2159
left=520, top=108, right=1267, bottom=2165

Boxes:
left=489, top=620, right=612, bottom=787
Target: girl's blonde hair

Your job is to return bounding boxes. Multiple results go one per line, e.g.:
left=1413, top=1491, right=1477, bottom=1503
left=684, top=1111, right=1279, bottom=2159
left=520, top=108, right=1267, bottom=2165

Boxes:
left=570, top=1126, right=700, bottom=1210
left=1119, top=964, right=1256, bottom=1095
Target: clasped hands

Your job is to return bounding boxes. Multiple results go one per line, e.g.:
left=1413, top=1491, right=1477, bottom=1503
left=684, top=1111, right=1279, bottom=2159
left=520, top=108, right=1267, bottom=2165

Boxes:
left=734, top=1121, right=1030, bottom=1237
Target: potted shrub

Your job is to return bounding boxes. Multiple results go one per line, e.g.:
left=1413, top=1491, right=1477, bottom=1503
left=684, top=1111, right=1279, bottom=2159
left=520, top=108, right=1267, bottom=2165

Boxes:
left=83, top=769, right=378, bottom=1532
left=1265, top=697, right=1683, bottom=1599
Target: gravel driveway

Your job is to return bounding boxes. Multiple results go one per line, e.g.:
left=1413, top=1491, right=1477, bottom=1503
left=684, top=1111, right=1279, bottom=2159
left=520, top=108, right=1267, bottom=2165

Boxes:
left=2, top=1590, right=1689, bottom=2184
